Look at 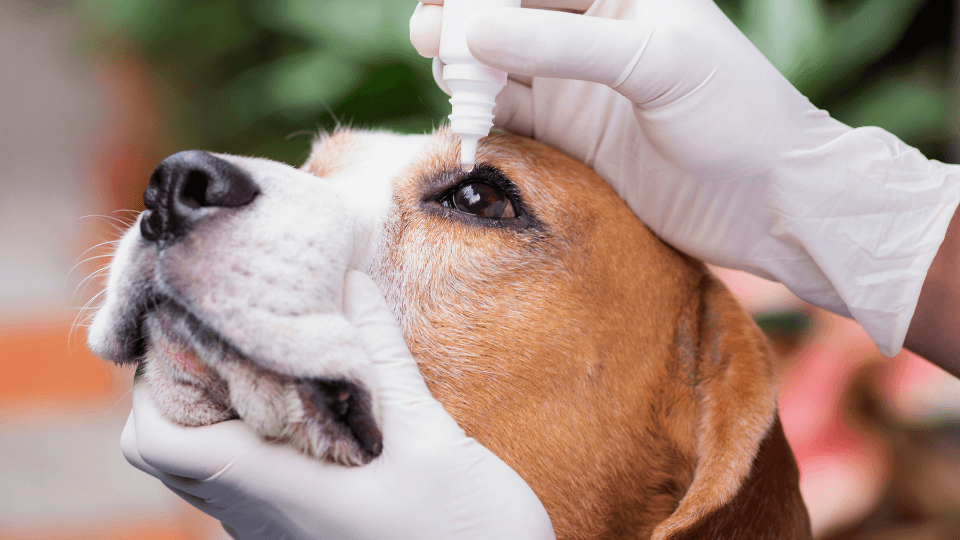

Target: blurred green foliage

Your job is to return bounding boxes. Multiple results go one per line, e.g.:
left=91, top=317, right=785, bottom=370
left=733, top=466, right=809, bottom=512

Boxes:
left=82, top=0, right=956, bottom=166
left=82, top=0, right=449, bottom=165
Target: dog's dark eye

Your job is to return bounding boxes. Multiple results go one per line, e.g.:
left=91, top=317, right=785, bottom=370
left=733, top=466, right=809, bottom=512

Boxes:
left=442, top=182, right=516, bottom=219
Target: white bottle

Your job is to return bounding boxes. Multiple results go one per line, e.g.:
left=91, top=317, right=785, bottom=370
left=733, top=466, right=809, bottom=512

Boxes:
left=439, top=0, right=521, bottom=170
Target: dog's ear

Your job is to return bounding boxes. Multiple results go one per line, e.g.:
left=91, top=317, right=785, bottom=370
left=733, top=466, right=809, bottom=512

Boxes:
left=653, top=274, right=812, bottom=540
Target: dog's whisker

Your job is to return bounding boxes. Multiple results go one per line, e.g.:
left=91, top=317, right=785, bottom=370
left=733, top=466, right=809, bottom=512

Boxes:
left=70, top=305, right=105, bottom=314
left=75, top=239, right=121, bottom=260
left=69, top=288, right=108, bottom=347
left=67, top=254, right=116, bottom=280
left=68, top=313, right=100, bottom=351
left=77, top=215, right=135, bottom=235
left=72, top=286, right=107, bottom=313
left=79, top=213, right=136, bottom=225
left=74, top=261, right=113, bottom=283
left=72, top=265, right=112, bottom=303
left=78, top=262, right=112, bottom=281
left=320, top=101, right=341, bottom=130
left=69, top=245, right=120, bottom=284
left=285, top=129, right=317, bottom=141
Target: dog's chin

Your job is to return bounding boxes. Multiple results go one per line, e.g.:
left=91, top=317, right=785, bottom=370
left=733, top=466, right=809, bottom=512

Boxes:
left=133, top=297, right=383, bottom=465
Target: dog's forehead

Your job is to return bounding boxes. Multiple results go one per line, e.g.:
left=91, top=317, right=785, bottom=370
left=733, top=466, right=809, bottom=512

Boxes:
left=302, top=129, right=453, bottom=184
left=288, top=130, right=449, bottom=224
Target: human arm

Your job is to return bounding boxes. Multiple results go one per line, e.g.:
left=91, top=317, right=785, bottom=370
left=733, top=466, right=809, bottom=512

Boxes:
left=905, top=204, right=960, bottom=377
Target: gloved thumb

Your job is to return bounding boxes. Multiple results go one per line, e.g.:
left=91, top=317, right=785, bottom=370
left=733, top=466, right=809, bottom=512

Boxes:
left=341, top=270, right=470, bottom=449
left=466, top=7, right=647, bottom=88
left=342, top=271, right=435, bottom=403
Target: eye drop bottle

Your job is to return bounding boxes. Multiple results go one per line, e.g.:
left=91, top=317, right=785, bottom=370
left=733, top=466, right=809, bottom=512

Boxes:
left=439, top=0, right=521, bottom=170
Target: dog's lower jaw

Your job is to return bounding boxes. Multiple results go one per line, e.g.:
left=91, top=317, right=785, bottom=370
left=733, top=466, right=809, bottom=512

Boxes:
left=141, top=310, right=383, bottom=466
left=142, top=353, right=383, bottom=465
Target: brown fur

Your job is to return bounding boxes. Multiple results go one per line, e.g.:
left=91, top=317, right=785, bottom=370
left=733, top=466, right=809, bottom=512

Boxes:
left=301, top=130, right=812, bottom=539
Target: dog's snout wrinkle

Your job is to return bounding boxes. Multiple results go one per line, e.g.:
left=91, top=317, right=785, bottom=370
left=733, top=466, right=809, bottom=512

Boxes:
left=141, top=150, right=259, bottom=244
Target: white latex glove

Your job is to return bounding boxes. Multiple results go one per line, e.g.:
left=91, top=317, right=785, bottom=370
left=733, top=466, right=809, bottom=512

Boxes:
left=410, top=0, right=960, bottom=356
left=121, top=270, right=555, bottom=540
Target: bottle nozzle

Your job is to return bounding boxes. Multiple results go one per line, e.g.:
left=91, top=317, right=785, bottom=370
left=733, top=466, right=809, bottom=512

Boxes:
left=459, top=134, right=480, bottom=171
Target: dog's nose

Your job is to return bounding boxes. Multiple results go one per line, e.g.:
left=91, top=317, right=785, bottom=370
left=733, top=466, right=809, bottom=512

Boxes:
left=140, top=151, right=259, bottom=243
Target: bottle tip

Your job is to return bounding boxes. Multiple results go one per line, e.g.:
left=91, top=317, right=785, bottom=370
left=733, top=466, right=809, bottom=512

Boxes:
left=458, top=133, right=480, bottom=171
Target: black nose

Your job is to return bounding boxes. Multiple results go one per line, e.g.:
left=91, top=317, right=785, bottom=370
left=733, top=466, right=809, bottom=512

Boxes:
left=140, top=151, right=259, bottom=244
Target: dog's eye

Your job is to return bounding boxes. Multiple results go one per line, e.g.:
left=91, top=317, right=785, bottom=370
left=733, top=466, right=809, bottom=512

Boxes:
left=442, top=182, right=516, bottom=219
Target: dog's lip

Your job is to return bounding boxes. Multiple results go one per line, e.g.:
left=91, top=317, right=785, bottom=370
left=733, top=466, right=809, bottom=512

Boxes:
left=139, top=288, right=295, bottom=380
left=141, top=291, right=249, bottom=365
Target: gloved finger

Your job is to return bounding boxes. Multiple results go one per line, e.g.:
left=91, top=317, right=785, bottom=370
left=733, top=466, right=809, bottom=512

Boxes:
left=467, top=7, right=647, bottom=88
left=123, top=401, right=232, bottom=505
left=131, top=382, right=261, bottom=482
left=162, top=482, right=229, bottom=517
left=410, top=2, right=442, bottom=58
left=341, top=271, right=469, bottom=445
left=494, top=78, right=534, bottom=137
left=509, top=73, right=533, bottom=87
left=342, top=271, right=433, bottom=398
left=410, top=1, right=594, bottom=59
left=120, top=408, right=165, bottom=478
left=432, top=57, right=451, bottom=96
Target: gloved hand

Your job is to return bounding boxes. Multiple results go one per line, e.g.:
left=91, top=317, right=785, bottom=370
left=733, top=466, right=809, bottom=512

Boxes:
left=121, top=270, right=555, bottom=540
left=410, top=0, right=960, bottom=356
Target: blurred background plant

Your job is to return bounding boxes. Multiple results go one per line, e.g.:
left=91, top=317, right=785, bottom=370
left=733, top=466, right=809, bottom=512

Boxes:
left=83, top=0, right=449, bottom=167
left=1, top=0, right=958, bottom=539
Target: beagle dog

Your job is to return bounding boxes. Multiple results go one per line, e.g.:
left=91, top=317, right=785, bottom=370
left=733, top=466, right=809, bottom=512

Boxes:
left=89, top=129, right=811, bottom=539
